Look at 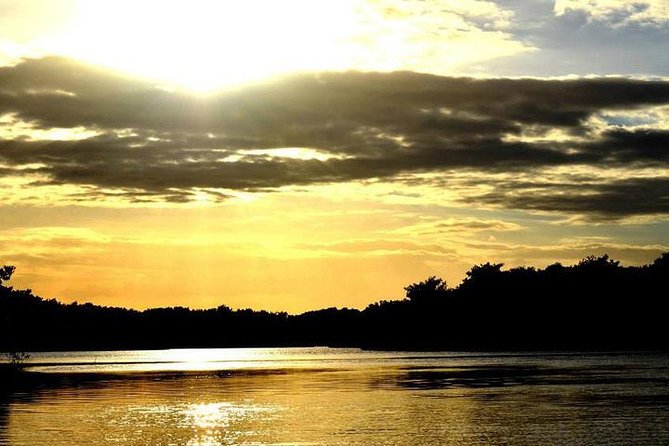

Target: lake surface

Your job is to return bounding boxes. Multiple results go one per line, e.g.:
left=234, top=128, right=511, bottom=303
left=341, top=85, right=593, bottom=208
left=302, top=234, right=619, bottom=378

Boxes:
left=2, top=348, right=668, bottom=445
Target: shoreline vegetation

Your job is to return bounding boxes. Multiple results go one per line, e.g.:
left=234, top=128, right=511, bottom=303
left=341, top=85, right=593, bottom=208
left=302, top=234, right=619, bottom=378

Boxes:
left=1, top=254, right=668, bottom=354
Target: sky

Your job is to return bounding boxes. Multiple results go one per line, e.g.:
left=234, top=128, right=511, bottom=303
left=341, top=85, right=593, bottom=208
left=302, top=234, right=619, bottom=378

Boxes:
left=1, top=0, right=669, bottom=312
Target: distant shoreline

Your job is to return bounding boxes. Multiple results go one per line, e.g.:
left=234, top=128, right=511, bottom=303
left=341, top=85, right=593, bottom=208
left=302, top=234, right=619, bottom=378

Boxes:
left=3, top=253, right=669, bottom=353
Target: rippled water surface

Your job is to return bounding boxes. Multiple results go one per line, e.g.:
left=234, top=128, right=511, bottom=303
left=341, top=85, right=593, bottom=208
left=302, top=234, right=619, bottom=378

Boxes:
left=2, top=348, right=668, bottom=445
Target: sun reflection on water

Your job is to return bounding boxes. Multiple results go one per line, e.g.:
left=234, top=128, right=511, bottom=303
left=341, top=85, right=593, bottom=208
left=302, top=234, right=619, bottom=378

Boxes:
left=188, top=402, right=234, bottom=429
left=184, top=402, right=278, bottom=446
left=5, top=351, right=669, bottom=446
left=23, top=347, right=356, bottom=374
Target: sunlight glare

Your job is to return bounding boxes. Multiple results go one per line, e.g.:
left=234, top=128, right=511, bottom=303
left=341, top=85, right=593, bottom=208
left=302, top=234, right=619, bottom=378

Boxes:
left=48, top=0, right=364, bottom=91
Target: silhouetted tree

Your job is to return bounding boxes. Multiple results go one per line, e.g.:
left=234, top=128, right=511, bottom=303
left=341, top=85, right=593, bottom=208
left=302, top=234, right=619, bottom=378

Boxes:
left=0, top=265, right=30, bottom=369
left=464, top=262, right=504, bottom=283
left=0, top=266, right=14, bottom=284
left=651, top=252, right=669, bottom=270
left=577, top=254, right=619, bottom=270
left=404, top=276, right=448, bottom=304
left=1, top=254, right=668, bottom=351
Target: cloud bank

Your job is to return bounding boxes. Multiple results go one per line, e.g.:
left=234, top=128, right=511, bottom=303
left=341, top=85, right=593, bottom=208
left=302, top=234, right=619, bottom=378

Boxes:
left=555, top=0, right=669, bottom=26
left=1, top=57, right=669, bottom=219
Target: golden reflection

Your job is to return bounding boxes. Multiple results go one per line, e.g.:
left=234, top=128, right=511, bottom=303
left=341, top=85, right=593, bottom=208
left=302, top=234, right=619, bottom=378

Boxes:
left=9, top=351, right=661, bottom=445
left=185, top=402, right=276, bottom=446
left=4, top=363, right=481, bottom=446
left=187, top=403, right=232, bottom=429
left=185, top=402, right=230, bottom=446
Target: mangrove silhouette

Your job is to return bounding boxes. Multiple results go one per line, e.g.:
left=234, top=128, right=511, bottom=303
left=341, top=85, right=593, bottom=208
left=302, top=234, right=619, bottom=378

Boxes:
left=1, top=254, right=668, bottom=352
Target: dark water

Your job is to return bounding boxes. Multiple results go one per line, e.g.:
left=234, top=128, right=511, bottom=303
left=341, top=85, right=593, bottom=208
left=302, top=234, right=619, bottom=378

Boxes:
left=1, top=348, right=668, bottom=445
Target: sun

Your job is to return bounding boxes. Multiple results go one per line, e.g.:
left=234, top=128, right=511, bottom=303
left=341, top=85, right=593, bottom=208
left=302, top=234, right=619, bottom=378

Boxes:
left=24, top=0, right=528, bottom=93
left=44, top=0, right=366, bottom=92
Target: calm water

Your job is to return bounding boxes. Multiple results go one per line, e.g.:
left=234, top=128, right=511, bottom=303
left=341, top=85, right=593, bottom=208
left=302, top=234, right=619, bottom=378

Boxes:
left=2, top=348, right=668, bottom=445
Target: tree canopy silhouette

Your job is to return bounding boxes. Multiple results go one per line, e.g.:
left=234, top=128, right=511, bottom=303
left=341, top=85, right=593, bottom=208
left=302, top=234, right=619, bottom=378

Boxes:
left=0, top=266, right=14, bottom=284
left=404, top=276, right=448, bottom=304
left=1, top=253, right=668, bottom=352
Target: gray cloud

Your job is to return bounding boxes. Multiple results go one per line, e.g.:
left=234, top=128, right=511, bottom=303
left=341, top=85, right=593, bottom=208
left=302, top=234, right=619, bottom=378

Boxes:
left=472, top=177, right=669, bottom=219
left=587, top=129, right=669, bottom=163
left=2, top=57, right=669, bottom=218
left=483, top=1, right=669, bottom=77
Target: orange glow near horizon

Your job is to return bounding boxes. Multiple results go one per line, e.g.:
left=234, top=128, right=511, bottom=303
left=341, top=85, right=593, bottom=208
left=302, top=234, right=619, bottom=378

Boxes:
left=1, top=190, right=473, bottom=313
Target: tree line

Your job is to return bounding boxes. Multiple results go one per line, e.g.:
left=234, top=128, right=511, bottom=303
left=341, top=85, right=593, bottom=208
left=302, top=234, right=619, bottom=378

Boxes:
left=1, top=254, right=668, bottom=352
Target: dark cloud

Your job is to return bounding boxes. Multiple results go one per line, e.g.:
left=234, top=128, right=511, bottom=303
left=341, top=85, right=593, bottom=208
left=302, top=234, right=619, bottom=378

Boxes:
left=3, top=57, right=669, bottom=133
left=473, top=177, right=669, bottom=219
left=2, top=57, right=669, bottom=218
left=587, top=129, right=669, bottom=163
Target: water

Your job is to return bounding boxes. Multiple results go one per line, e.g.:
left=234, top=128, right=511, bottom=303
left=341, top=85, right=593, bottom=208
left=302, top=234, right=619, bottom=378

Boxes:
left=2, top=348, right=668, bottom=445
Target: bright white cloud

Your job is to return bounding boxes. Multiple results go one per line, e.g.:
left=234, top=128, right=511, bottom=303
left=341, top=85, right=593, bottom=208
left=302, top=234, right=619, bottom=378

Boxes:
left=0, top=113, right=99, bottom=141
left=591, top=105, right=669, bottom=130
left=375, top=0, right=515, bottom=29
left=355, top=0, right=530, bottom=74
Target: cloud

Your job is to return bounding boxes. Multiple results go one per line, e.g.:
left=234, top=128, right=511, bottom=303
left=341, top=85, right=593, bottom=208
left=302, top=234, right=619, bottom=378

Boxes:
left=555, top=0, right=669, bottom=26
left=476, top=1, right=669, bottom=78
left=293, top=239, right=456, bottom=258
left=359, top=0, right=531, bottom=73
left=472, top=176, right=669, bottom=219
left=0, top=0, right=531, bottom=90
left=391, top=217, right=524, bottom=236
left=382, top=0, right=516, bottom=29
left=2, top=57, right=669, bottom=219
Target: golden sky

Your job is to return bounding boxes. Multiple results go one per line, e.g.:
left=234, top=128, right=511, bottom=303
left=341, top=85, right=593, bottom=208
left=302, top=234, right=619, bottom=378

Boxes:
left=1, top=0, right=669, bottom=312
